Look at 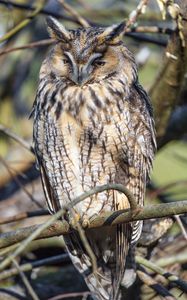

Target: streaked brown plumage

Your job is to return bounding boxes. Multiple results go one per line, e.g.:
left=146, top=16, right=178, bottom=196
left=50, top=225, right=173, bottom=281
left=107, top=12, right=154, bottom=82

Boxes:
left=32, top=17, right=156, bottom=300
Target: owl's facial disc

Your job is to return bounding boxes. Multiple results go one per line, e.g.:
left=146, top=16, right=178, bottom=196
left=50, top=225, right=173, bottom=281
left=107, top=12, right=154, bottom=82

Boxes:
left=64, top=52, right=105, bottom=85
left=46, top=17, right=127, bottom=86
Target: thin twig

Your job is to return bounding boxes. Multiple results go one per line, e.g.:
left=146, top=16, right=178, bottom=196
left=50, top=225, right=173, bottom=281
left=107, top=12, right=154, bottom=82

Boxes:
left=0, top=243, right=19, bottom=257
left=0, top=39, right=54, bottom=56
left=0, top=0, right=76, bottom=23
left=11, top=258, right=40, bottom=300
left=58, top=0, right=89, bottom=28
left=48, top=291, right=91, bottom=300
left=175, top=215, right=187, bottom=241
left=124, top=0, right=149, bottom=33
left=0, top=157, right=43, bottom=209
left=0, top=236, right=64, bottom=257
left=0, top=124, right=33, bottom=152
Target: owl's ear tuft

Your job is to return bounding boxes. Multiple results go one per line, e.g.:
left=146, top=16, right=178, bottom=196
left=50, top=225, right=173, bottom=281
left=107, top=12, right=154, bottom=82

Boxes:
left=46, top=17, right=70, bottom=42
left=97, top=21, right=126, bottom=45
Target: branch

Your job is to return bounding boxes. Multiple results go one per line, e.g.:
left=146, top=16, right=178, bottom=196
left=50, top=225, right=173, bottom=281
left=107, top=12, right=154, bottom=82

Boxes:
left=48, top=292, right=91, bottom=300
left=136, top=256, right=187, bottom=293
left=0, top=183, right=136, bottom=271
left=124, top=0, right=149, bottom=33
left=11, top=258, right=39, bottom=300
left=149, top=2, right=187, bottom=145
left=58, top=0, right=89, bottom=28
left=0, top=254, right=69, bottom=281
left=137, top=269, right=176, bottom=299
left=0, top=25, right=171, bottom=57
left=0, top=39, right=54, bottom=57
left=0, top=209, right=48, bottom=225
left=0, top=0, right=173, bottom=48
left=156, top=250, right=187, bottom=268
left=0, top=124, right=33, bottom=152
left=0, top=195, right=187, bottom=249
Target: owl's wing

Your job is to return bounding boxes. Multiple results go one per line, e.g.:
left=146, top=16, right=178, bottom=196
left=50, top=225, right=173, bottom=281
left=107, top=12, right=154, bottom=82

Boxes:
left=39, top=162, right=60, bottom=213
left=129, top=82, right=156, bottom=244
left=121, top=81, right=156, bottom=288
left=33, top=112, right=61, bottom=214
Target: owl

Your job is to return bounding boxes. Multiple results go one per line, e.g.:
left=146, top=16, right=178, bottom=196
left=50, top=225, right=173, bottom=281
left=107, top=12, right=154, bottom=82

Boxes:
left=32, top=17, right=156, bottom=300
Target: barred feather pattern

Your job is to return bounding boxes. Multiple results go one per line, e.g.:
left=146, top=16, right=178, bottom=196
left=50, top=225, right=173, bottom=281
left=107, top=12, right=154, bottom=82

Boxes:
left=32, top=24, right=156, bottom=300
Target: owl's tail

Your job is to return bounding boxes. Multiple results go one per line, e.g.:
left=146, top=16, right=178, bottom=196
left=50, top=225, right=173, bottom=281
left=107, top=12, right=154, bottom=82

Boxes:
left=64, top=223, right=131, bottom=300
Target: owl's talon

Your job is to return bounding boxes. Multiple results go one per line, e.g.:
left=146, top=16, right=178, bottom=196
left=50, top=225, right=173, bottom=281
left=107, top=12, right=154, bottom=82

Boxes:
left=82, top=217, right=90, bottom=228
left=69, top=212, right=81, bottom=228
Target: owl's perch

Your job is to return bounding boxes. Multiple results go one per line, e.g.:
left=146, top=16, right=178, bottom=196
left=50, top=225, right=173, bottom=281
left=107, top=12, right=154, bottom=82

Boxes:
left=1, top=199, right=187, bottom=250
left=0, top=181, right=187, bottom=259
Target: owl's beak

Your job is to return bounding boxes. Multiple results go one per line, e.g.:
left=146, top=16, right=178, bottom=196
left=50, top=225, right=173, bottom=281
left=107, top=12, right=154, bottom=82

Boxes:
left=71, top=65, right=88, bottom=86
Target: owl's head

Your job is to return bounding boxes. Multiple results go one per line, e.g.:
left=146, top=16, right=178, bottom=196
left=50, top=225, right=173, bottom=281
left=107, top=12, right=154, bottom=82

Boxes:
left=45, top=17, right=136, bottom=86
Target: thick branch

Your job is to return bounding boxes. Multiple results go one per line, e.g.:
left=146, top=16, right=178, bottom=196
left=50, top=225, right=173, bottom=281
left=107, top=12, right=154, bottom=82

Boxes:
left=0, top=184, right=136, bottom=271
left=149, top=1, right=187, bottom=145
left=0, top=199, right=187, bottom=249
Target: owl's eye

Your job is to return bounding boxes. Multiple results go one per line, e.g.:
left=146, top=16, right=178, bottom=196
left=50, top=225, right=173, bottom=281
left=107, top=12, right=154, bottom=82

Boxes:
left=92, top=60, right=106, bottom=67
left=63, top=58, right=69, bottom=64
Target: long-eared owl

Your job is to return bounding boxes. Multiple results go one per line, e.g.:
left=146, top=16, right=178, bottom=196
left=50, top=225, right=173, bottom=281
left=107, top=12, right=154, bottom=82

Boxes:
left=32, top=17, right=156, bottom=300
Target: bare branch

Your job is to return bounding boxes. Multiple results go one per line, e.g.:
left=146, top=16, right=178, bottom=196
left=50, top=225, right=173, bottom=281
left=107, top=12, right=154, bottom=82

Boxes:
left=74, top=213, right=97, bottom=274
left=0, top=210, right=48, bottom=225
left=156, top=250, right=187, bottom=268
left=136, top=256, right=187, bottom=293
left=137, top=269, right=176, bottom=299
left=0, top=157, right=43, bottom=209
left=175, top=215, right=187, bottom=240
left=48, top=292, right=91, bottom=300
left=11, top=258, right=40, bottom=300
left=0, top=254, right=69, bottom=283
left=149, top=2, right=187, bottom=144
left=58, top=0, right=89, bottom=28
left=0, top=39, right=54, bottom=57
left=124, top=0, right=149, bottom=33
left=0, top=24, right=173, bottom=57
left=0, top=124, right=33, bottom=152
left=0, top=190, right=187, bottom=250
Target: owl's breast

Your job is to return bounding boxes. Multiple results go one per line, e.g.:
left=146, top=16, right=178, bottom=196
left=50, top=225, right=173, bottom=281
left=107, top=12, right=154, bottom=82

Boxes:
left=51, top=102, right=132, bottom=215
left=36, top=81, right=143, bottom=217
